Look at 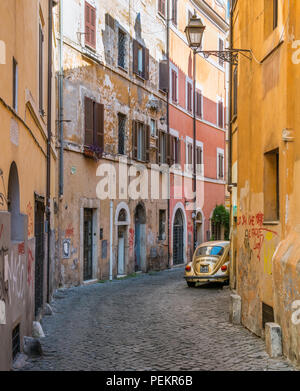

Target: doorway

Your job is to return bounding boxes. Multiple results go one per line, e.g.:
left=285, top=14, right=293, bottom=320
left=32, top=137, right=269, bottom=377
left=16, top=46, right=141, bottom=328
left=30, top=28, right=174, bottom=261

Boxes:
left=83, top=208, right=93, bottom=281
left=196, top=211, right=203, bottom=246
left=134, top=204, right=146, bottom=272
left=118, top=226, right=125, bottom=276
left=173, top=209, right=184, bottom=265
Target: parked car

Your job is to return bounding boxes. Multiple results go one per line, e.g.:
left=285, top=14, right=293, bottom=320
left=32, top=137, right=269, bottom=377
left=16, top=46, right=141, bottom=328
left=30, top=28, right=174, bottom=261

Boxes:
left=184, top=241, right=230, bottom=287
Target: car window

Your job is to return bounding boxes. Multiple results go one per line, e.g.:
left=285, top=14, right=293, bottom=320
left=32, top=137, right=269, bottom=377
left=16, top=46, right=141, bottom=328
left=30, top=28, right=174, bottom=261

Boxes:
left=196, top=246, right=224, bottom=257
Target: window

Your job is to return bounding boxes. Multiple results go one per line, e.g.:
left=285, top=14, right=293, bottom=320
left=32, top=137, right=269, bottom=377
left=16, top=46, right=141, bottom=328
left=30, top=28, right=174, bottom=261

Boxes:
left=150, top=119, right=157, bottom=137
left=218, top=38, right=224, bottom=67
left=171, top=69, right=178, bottom=103
left=12, top=57, right=18, bottom=112
left=217, top=99, right=224, bottom=128
left=84, top=97, right=104, bottom=148
left=118, top=29, right=126, bottom=69
left=132, top=121, right=150, bottom=162
left=233, top=67, right=238, bottom=116
left=186, top=80, right=193, bottom=113
left=85, top=1, right=96, bottom=49
left=118, top=113, right=126, bottom=155
left=159, top=210, right=166, bottom=240
left=159, top=131, right=167, bottom=164
left=196, top=146, right=203, bottom=174
left=172, top=0, right=178, bottom=26
left=264, top=149, right=279, bottom=221
left=196, top=91, right=203, bottom=118
left=159, top=60, right=169, bottom=92
left=39, top=25, right=44, bottom=114
left=273, top=0, right=278, bottom=30
left=172, top=136, right=181, bottom=165
left=186, top=142, right=193, bottom=171
left=217, top=150, right=224, bottom=179
left=158, top=0, right=166, bottom=17
left=133, top=40, right=149, bottom=80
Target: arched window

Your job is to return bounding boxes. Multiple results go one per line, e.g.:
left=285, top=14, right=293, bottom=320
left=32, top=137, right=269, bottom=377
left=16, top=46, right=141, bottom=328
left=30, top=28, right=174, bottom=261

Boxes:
left=8, top=162, right=24, bottom=241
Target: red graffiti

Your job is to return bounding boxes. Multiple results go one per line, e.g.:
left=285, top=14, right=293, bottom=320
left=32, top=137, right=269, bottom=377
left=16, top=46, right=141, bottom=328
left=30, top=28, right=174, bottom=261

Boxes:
left=256, top=212, right=264, bottom=227
left=65, top=224, right=74, bottom=237
left=27, top=248, right=34, bottom=286
left=0, top=224, right=3, bottom=240
left=18, top=242, right=25, bottom=255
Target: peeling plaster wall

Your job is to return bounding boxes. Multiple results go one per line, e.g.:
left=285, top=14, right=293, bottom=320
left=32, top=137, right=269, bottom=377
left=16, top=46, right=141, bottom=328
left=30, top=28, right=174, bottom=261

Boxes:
left=58, top=0, right=169, bottom=286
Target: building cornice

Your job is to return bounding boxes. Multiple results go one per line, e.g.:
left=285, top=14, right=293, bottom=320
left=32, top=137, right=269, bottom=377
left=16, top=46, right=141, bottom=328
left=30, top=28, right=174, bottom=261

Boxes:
left=192, top=0, right=229, bottom=33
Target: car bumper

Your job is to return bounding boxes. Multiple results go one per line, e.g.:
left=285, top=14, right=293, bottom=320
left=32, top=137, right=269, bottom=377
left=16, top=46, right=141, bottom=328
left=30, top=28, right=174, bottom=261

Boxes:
left=185, top=275, right=228, bottom=282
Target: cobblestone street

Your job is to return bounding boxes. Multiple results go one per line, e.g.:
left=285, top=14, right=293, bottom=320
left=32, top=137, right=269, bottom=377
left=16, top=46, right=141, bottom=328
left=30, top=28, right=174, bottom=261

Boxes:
left=22, top=268, right=296, bottom=371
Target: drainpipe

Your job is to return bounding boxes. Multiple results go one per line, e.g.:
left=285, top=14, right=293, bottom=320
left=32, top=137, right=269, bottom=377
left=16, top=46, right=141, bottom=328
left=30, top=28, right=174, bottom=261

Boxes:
left=228, top=6, right=233, bottom=186
left=59, top=0, right=64, bottom=197
left=167, top=0, right=170, bottom=268
left=109, top=200, right=113, bottom=280
left=46, top=0, right=53, bottom=303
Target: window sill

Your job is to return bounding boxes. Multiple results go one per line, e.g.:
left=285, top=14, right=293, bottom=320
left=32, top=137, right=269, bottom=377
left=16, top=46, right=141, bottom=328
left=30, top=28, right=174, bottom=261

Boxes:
left=118, top=65, right=128, bottom=73
left=134, top=73, right=146, bottom=82
left=85, top=43, right=96, bottom=53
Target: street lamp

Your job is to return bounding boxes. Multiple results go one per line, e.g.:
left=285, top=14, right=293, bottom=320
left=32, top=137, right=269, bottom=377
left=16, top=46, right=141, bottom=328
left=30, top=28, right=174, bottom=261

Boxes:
left=185, top=14, right=251, bottom=251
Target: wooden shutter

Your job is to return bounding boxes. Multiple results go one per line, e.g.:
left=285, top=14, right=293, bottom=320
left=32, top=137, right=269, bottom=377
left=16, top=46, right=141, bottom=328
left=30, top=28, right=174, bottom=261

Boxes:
left=159, top=60, right=169, bottom=92
left=133, top=40, right=139, bottom=75
left=132, top=120, right=137, bottom=159
left=177, top=138, right=181, bottom=164
left=84, top=97, right=93, bottom=145
left=218, top=101, right=224, bottom=128
left=85, top=2, right=96, bottom=49
left=144, top=47, right=149, bottom=80
left=166, top=133, right=172, bottom=166
left=145, top=124, right=150, bottom=162
left=172, top=70, right=177, bottom=102
left=94, top=102, right=104, bottom=149
left=159, top=0, right=166, bottom=16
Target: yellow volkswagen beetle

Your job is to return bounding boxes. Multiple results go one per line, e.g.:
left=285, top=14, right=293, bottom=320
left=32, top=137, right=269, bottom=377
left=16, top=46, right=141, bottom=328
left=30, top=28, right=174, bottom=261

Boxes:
left=184, top=241, right=230, bottom=287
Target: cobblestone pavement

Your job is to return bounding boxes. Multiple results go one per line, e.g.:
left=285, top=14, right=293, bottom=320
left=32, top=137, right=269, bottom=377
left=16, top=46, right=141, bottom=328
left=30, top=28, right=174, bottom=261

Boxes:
left=22, top=268, right=296, bottom=371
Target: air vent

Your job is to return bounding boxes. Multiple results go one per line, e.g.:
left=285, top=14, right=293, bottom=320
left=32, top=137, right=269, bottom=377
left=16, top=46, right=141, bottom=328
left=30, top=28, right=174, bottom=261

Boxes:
left=262, top=302, right=274, bottom=328
left=12, top=324, right=20, bottom=361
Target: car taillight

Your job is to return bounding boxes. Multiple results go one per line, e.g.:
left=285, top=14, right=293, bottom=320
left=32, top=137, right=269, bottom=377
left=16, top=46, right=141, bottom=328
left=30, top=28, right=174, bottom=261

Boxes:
left=221, top=265, right=227, bottom=272
left=185, top=265, right=191, bottom=272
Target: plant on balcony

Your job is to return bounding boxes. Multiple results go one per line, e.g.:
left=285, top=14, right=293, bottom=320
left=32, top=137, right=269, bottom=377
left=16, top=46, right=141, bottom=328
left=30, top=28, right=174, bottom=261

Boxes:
left=211, top=204, right=230, bottom=240
left=83, top=144, right=103, bottom=161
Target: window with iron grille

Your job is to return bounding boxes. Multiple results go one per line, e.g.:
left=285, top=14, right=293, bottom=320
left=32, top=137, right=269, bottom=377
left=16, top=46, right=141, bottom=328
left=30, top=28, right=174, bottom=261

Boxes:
left=132, top=121, right=150, bottom=162
left=187, top=81, right=193, bottom=113
left=211, top=220, right=221, bottom=240
left=158, top=0, right=166, bottom=17
left=171, top=69, right=178, bottom=103
left=12, top=324, right=20, bottom=361
left=118, top=29, right=126, bottom=69
left=133, top=40, right=149, bottom=80
left=172, top=0, right=178, bottom=26
left=150, top=119, right=156, bottom=137
left=118, top=113, right=126, bottom=155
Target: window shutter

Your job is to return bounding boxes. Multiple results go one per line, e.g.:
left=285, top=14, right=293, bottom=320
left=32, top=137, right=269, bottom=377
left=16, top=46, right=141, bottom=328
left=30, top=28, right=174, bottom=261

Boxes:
left=144, top=47, right=149, bottom=80
left=84, top=97, right=93, bottom=145
left=133, top=40, right=139, bottom=75
left=177, top=138, right=181, bottom=164
left=145, top=124, right=150, bottom=162
left=85, top=2, right=90, bottom=46
left=95, top=102, right=104, bottom=149
left=159, top=60, right=169, bottom=92
left=132, top=121, right=137, bottom=159
left=90, top=7, right=96, bottom=48
left=166, top=133, right=172, bottom=166
left=218, top=101, right=223, bottom=128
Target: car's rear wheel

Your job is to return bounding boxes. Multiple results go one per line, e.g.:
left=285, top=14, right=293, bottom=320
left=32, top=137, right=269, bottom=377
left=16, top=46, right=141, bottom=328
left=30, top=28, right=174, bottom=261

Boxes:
left=187, top=281, right=196, bottom=288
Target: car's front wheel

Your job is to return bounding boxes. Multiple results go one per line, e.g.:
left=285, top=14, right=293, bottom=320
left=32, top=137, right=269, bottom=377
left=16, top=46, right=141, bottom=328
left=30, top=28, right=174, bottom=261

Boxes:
left=187, top=281, right=196, bottom=288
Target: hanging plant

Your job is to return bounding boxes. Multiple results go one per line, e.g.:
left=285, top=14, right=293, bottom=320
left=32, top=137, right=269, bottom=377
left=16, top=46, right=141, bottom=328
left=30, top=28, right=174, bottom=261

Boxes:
left=211, top=204, right=230, bottom=240
left=83, top=144, right=103, bottom=161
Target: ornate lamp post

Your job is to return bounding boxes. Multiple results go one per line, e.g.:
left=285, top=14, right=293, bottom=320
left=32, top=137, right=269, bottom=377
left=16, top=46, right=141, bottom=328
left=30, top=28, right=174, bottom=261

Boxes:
left=185, top=14, right=251, bottom=250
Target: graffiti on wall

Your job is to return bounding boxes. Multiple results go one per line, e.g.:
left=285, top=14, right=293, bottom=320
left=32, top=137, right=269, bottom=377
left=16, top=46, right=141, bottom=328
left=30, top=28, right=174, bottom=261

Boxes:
left=238, top=212, right=278, bottom=274
left=65, top=224, right=74, bottom=237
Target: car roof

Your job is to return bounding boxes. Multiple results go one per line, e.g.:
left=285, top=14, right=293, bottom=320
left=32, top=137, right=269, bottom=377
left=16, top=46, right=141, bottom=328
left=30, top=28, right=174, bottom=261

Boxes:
left=197, top=240, right=230, bottom=248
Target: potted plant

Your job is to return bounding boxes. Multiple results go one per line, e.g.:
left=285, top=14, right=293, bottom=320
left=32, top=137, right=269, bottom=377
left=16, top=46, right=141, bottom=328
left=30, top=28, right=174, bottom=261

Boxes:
left=83, top=144, right=103, bottom=161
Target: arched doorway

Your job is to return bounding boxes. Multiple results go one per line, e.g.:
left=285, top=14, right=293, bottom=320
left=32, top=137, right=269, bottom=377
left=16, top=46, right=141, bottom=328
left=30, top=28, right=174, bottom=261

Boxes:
left=7, top=162, right=21, bottom=241
left=117, top=208, right=128, bottom=276
left=195, top=211, right=203, bottom=246
left=173, top=209, right=184, bottom=265
left=134, top=204, right=146, bottom=272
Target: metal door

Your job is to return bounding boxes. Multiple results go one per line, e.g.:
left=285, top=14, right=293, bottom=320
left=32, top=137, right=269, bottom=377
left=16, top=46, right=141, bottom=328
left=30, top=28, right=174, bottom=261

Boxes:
left=83, top=209, right=93, bottom=281
left=173, top=210, right=184, bottom=265
left=34, top=198, right=44, bottom=316
left=118, top=230, right=125, bottom=275
left=135, top=222, right=141, bottom=271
